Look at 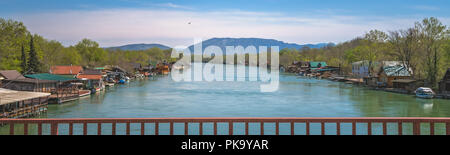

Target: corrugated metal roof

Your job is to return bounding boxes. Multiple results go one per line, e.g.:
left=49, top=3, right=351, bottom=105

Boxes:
left=25, top=73, right=78, bottom=81
left=382, top=65, right=411, bottom=77
left=0, top=88, right=50, bottom=105
left=82, top=69, right=103, bottom=75
left=310, top=62, right=327, bottom=68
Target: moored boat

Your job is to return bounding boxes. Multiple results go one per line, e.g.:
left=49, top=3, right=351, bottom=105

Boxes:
left=415, top=87, right=435, bottom=99
left=79, top=90, right=91, bottom=97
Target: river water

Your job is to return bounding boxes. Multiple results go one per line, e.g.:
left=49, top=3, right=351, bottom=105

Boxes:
left=2, top=64, right=450, bottom=135
left=46, top=66, right=450, bottom=118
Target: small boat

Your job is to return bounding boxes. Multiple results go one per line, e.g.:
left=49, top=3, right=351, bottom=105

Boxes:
left=415, top=87, right=435, bottom=99
left=79, top=90, right=91, bottom=97
left=105, top=82, right=115, bottom=87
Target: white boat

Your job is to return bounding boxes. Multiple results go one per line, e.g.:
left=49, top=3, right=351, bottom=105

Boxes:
left=415, top=87, right=435, bottom=99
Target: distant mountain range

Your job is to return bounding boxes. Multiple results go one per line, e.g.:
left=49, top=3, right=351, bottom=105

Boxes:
left=188, top=38, right=333, bottom=53
left=106, top=38, right=334, bottom=52
left=106, top=43, right=171, bottom=51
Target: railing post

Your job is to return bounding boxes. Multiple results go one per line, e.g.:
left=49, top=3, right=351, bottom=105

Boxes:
left=141, top=122, right=145, bottom=135
left=245, top=122, right=249, bottom=135
left=185, top=122, right=189, bottom=135
left=10, top=123, right=14, bottom=135
left=336, top=122, right=340, bottom=135
left=352, top=122, right=356, bottom=135
left=83, top=122, right=88, bottom=135
left=306, top=121, right=310, bottom=135
left=69, top=123, right=73, bottom=135
left=430, top=122, right=434, bottom=135
left=23, top=123, right=28, bottom=135
left=155, top=122, right=159, bottom=135
left=38, top=123, right=42, bottom=135
left=398, top=122, right=402, bottom=135
left=291, top=122, right=295, bottom=135
left=112, top=123, right=116, bottom=135
left=413, top=121, right=421, bottom=135
left=276, top=122, right=279, bottom=135
left=98, top=123, right=102, bottom=135
left=229, top=121, right=233, bottom=135
left=199, top=122, right=203, bottom=135
left=170, top=122, right=173, bottom=135
left=446, top=123, right=450, bottom=135
left=367, top=122, right=371, bottom=135
left=126, top=122, right=130, bottom=135
left=321, top=122, right=325, bottom=135
left=382, top=122, right=387, bottom=135
left=260, top=122, right=264, bottom=135
left=51, top=123, right=58, bottom=135
left=213, top=122, right=217, bottom=135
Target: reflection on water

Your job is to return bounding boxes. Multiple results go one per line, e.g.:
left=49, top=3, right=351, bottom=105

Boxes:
left=38, top=72, right=450, bottom=118
left=2, top=69, right=450, bottom=135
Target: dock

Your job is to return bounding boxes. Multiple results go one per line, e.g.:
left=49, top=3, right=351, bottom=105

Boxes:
left=0, top=88, right=50, bottom=119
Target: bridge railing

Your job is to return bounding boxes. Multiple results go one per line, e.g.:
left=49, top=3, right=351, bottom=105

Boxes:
left=1, top=117, right=450, bottom=135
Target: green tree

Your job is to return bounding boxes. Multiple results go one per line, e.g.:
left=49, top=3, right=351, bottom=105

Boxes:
left=75, top=39, right=107, bottom=66
left=27, top=35, right=40, bottom=73
left=20, top=44, right=27, bottom=73
left=415, top=17, right=448, bottom=87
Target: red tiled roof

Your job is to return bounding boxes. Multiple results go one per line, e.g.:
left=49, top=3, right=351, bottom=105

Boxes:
left=77, top=74, right=102, bottom=80
left=50, top=66, right=83, bottom=75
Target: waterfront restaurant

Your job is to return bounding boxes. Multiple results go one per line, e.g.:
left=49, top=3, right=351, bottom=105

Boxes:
left=20, top=73, right=80, bottom=104
left=0, top=88, right=50, bottom=118
left=378, top=65, right=412, bottom=88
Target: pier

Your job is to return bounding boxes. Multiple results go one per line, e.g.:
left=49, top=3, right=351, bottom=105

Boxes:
left=0, top=88, right=50, bottom=119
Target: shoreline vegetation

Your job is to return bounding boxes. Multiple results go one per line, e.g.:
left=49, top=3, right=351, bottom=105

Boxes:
left=0, top=17, right=449, bottom=88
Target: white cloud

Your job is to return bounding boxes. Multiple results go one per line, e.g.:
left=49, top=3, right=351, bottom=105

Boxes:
left=10, top=9, right=450, bottom=47
left=410, top=5, right=440, bottom=11
left=157, top=3, right=192, bottom=10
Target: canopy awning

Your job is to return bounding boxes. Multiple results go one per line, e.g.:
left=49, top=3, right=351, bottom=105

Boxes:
left=0, top=88, right=50, bottom=105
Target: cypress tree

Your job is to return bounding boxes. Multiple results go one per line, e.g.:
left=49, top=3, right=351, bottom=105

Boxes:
left=20, top=44, right=27, bottom=74
left=27, top=35, right=40, bottom=73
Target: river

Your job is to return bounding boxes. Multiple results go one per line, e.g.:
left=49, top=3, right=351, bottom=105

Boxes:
left=2, top=64, right=450, bottom=135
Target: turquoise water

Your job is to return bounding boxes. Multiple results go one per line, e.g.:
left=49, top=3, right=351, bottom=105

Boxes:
left=46, top=66, right=450, bottom=118
left=2, top=64, right=450, bottom=135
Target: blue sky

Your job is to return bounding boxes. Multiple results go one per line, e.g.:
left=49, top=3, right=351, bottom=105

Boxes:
left=1, top=0, right=449, bottom=47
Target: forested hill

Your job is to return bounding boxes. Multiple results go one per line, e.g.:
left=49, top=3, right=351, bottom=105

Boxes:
left=187, top=38, right=334, bottom=53
left=106, top=43, right=171, bottom=51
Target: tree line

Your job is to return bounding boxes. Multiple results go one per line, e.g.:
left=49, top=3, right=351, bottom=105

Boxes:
left=1, top=17, right=449, bottom=87
left=280, top=17, right=450, bottom=88
left=0, top=18, right=173, bottom=74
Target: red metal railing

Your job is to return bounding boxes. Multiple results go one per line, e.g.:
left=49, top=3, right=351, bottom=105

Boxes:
left=1, top=117, right=450, bottom=135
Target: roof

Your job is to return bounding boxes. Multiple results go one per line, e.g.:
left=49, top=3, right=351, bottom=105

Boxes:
left=0, top=88, right=51, bottom=105
left=77, top=74, right=103, bottom=80
left=315, top=68, right=339, bottom=72
left=50, top=65, right=83, bottom=75
left=130, top=63, right=142, bottom=69
left=310, top=62, right=327, bottom=68
left=382, top=65, right=411, bottom=77
left=25, top=73, right=78, bottom=81
left=0, top=70, right=25, bottom=80
left=392, top=79, right=417, bottom=83
left=81, top=69, right=103, bottom=75
left=1, top=78, right=58, bottom=84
